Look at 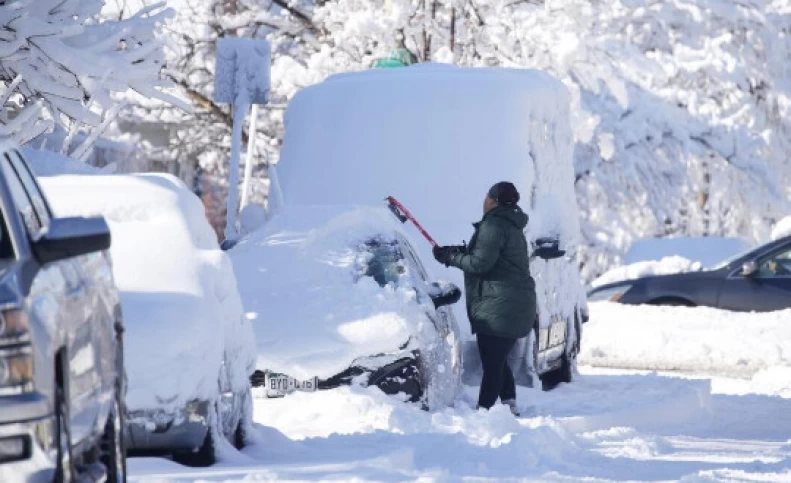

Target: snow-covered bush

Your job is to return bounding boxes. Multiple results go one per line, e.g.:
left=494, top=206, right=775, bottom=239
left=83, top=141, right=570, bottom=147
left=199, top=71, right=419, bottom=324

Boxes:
left=0, top=0, right=185, bottom=155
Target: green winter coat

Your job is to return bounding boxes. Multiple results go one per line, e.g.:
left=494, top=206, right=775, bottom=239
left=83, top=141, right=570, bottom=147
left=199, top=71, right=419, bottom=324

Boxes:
left=448, top=205, right=536, bottom=339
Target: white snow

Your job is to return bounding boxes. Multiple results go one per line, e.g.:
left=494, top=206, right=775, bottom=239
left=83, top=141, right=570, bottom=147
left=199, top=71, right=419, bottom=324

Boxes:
left=213, top=38, right=271, bottom=105
left=128, top=363, right=791, bottom=481
left=592, top=255, right=702, bottom=288
left=275, top=64, right=586, bottom=360
left=579, top=302, right=791, bottom=377
left=771, top=216, right=791, bottom=241
left=229, top=204, right=460, bottom=408
left=39, top=174, right=256, bottom=412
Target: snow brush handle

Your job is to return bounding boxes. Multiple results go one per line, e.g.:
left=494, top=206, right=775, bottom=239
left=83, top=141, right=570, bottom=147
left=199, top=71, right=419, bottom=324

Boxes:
left=386, top=196, right=439, bottom=247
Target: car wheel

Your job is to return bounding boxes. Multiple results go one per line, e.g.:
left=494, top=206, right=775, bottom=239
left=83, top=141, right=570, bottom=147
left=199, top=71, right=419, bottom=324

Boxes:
left=234, top=389, right=252, bottom=450
left=99, top=392, right=126, bottom=482
left=543, top=319, right=579, bottom=389
left=100, top=334, right=127, bottom=483
left=173, top=415, right=216, bottom=467
left=558, top=322, right=579, bottom=384
left=54, top=380, right=74, bottom=483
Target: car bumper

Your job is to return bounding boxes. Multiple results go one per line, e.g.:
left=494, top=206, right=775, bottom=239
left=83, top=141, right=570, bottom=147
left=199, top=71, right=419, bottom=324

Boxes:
left=125, top=399, right=209, bottom=453
left=0, top=394, right=56, bottom=478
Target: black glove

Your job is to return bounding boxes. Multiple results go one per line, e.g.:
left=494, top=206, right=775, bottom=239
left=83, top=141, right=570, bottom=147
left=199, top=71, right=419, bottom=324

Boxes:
left=433, top=245, right=458, bottom=267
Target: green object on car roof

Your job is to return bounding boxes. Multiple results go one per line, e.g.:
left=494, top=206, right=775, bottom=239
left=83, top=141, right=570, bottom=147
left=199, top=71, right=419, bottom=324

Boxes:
left=372, top=49, right=415, bottom=68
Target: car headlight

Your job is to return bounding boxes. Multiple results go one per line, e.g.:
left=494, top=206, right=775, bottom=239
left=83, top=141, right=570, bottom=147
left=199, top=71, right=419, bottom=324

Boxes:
left=0, top=309, right=30, bottom=340
left=587, top=284, right=632, bottom=302
left=0, top=350, right=34, bottom=393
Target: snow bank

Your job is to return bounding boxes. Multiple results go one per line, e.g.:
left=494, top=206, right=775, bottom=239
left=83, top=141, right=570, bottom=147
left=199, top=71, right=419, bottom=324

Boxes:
left=276, top=64, right=585, bottom=350
left=40, top=174, right=256, bottom=412
left=591, top=256, right=702, bottom=288
left=230, top=204, right=459, bottom=407
left=580, top=302, right=791, bottom=377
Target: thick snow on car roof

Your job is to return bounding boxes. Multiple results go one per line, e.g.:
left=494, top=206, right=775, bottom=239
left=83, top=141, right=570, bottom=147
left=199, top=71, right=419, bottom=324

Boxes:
left=230, top=205, right=438, bottom=381
left=277, top=64, right=571, bottom=234
left=40, top=174, right=255, bottom=412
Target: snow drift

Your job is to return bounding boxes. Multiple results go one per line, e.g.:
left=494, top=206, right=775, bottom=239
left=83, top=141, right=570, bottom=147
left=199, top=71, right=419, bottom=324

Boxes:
left=580, top=302, right=791, bottom=377
left=39, top=174, right=256, bottom=412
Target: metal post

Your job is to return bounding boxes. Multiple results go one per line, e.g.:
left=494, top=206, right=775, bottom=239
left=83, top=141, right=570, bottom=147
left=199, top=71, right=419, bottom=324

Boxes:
left=240, top=104, right=259, bottom=210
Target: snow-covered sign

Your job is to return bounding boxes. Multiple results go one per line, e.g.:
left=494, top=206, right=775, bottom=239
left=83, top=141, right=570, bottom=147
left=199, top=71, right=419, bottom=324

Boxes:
left=213, top=38, right=271, bottom=240
left=214, top=38, right=271, bottom=105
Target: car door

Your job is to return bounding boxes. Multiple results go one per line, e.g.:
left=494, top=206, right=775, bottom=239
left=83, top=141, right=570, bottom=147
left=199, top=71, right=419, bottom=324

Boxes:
left=2, top=152, right=102, bottom=445
left=717, top=242, right=791, bottom=312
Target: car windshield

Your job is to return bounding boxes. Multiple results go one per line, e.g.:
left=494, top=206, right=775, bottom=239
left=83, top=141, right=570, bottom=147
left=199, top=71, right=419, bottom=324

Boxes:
left=359, top=238, right=406, bottom=287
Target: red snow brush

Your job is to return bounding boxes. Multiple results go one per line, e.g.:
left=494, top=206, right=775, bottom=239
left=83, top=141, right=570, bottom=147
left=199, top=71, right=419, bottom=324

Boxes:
left=385, top=196, right=438, bottom=247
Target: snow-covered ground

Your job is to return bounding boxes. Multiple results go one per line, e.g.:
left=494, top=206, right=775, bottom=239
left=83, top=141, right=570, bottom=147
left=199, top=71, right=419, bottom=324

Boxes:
left=127, top=302, right=791, bottom=481
left=580, top=302, right=791, bottom=379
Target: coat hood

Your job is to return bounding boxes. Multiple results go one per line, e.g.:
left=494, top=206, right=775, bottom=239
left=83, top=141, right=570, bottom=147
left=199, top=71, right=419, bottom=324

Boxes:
left=487, top=205, right=528, bottom=230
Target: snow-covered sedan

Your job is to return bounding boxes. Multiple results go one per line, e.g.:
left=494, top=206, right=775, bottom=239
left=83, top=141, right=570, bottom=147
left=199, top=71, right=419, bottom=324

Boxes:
left=40, top=174, right=256, bottom=466
left=230, top=205, right=463, bottom=409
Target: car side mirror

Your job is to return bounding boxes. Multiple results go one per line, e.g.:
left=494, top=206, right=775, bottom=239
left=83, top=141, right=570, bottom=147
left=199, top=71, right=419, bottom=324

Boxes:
left=428, top=282, right=462, bottom=309
left=741, top=261, right=759, bottom=277
left=532, top=237, right=566, bottom=260
left=33, top=217, right=111, bottom=265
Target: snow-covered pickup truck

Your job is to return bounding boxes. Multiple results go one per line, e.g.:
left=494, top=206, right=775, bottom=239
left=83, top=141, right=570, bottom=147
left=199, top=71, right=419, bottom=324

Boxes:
left=0, top=143, right=125, bottom=482
left=272, top=64, right=588, bottom=390
left=40, top=174, right=257, bottom=467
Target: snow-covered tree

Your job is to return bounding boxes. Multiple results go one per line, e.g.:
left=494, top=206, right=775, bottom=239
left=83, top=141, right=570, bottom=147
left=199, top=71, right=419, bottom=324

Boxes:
left=0, top=0, right=184, bottom=157
left=112, top=0, right=791, bottom=276
left=466, top=0, right=791, bottom=279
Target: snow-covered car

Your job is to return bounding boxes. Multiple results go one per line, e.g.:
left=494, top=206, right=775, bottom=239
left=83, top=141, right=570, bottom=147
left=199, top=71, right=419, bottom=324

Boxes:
left=588, top=235, right=791, bottom=312
left=272, top=64, right=587, bottom=389
left=39, top=174, right=256, bottom=466
left=230, top=205, right=463, bottom=409
left=0, top=145, right=125, bottom=482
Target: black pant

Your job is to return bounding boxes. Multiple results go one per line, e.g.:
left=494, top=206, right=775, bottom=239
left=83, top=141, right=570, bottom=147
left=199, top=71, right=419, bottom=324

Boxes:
left=476, top=333, right=517, bottom=409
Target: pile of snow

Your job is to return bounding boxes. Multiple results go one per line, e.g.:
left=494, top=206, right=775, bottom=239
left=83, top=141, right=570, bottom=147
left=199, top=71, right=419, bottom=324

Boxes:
left=40, top=174, right=256, bottom=412
left=275, top=64, right=585, bottom=342
left=580, top=302, right=791, bottom=377
left=624, top=237, right=750, bottom=267
left=229, top=204, right=460, bottom=408
left=771, top=216, right=791, bottom=241
left=591, top=256, right=701, bottom=288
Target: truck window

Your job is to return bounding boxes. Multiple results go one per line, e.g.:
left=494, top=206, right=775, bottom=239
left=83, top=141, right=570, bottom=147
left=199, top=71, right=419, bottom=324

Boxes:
left=2, top=154, right=42, bottom=237
left=0, top=208, right=14, bottom=261
left=7, top=150, right=50, bottom=230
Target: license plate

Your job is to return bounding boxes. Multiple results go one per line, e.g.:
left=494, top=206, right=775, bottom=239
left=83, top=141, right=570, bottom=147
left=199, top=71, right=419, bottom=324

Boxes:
left=255, top=373, right=318, bottom=398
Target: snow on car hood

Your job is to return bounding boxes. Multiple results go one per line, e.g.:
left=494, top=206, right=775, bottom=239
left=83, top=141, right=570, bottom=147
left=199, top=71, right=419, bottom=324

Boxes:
left=230, top=205, right=436, bottom=381
left=40, top=174, right=256, bottom=412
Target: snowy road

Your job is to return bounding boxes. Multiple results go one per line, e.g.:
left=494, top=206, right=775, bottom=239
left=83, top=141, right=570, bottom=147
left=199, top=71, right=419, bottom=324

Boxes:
left=128, top=366, right=791, bottom=481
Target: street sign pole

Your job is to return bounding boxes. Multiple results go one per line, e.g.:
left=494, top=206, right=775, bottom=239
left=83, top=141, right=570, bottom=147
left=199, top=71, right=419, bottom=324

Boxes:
left=213, top=38, right=270, bottom=241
